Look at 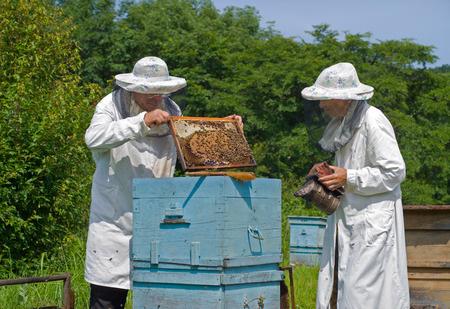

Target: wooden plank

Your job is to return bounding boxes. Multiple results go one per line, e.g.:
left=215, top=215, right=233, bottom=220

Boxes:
left=220, top=270, right=284, bottom=285
left=133, top=284, right=223, bottom=308
left=132, top=259, right=224, bottom=270
left=404, top=205, right=450, bottom=210
left=408, top=267, right=450, bottom=280
left=132, top=269, right=283, bottom=286
left=406, top=237, right=450, bottom=267
left=410, top=305, right=439, bottom=309
left=185, top=171, right=256, bottom=181
left=403, top=212, right=450, bottom=230
left=171, top=116, right=236, bottom=122
left=133, top=254, right=283, bottom=269
left=403, top=206, right=450, bottom=230
left=409, top=279, right=450, bottom=309
left=133, top=177, right=282, bottom=199
left=407, top=259, right=450, bottom=268
left=132, top=270, right=222, bottom=286
left=222, top=254, right=283, bottom=267
left=405, top=230, right=450, bottom=246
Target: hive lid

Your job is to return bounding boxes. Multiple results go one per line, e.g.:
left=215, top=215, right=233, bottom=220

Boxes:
left=168, top=116, right=257, bottom=171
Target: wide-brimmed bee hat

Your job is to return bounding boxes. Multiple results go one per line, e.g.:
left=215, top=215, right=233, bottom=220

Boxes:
left=115, top=57, right=187, bottom=94
left=301, top=62, right=373, bottom=101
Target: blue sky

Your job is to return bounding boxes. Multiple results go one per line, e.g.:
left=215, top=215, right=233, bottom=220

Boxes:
left=211, top=0, right=449, bottom=67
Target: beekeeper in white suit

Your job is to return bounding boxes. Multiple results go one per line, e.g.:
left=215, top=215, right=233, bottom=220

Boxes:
left=301, top=63, right=410, bottom=309
left=84, top=56, right=242, bottom=308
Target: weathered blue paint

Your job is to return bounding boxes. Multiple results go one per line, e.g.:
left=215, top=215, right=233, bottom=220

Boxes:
left=132, top=281, right=281, bottom=309
left=288, top=216, right=327, bottom=266
left=132, top=176, right=282, bottom=308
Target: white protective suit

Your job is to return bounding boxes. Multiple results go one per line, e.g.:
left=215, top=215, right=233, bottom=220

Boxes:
left=84, top=89, right=179, bottom=290
left=316, top=106, right=410, bottom=308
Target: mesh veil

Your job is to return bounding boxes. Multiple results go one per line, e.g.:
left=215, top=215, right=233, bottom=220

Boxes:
left=304, top=99, right=370, bottom=153
left=112, top=87, right=185, bottom=137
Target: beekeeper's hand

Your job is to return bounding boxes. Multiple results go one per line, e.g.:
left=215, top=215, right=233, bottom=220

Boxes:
left=144, top=109, right=171, bottom=127
left=225, top=114, right=243, bottom=129
left=319, top=165, right=347, bottom=191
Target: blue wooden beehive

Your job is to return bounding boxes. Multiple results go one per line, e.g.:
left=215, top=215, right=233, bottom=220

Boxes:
left=132, top=176, right=283, bottom=308
left=288, top=216, right=327, bottom=266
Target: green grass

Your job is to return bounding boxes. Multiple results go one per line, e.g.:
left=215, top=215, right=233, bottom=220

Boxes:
left=1, top=235, right=318, bottom=308
left=284, top=264, right=319, bottom=308
left=0, top=235, right=133, bottom=309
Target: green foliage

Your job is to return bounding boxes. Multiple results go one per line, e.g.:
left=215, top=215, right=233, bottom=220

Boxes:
left=56, top=2, right=448, bottom=206
left=0, top=0, right=103, bottom=270
left=56, top=0, right=121, bottom=86
left=431, top=64, right=450, bottom=74
left=2, top=0, right=448, bottom=276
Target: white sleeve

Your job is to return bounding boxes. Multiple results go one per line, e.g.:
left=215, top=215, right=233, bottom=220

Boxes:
left=346, top=110, right=405, bottom=195
left=85, top=96, right=151, bottom=152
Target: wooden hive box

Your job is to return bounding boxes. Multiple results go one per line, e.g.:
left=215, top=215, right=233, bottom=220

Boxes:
left=403, top=205, right=450, bottom=309
left=288, top=216, right=327, bottom=266
left=131, top=176, right=283, bottom=308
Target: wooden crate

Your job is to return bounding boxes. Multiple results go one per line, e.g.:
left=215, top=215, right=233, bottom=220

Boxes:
left=403, top=206, right=450, bottom=309
left=131, top=176, right=283, bottom=308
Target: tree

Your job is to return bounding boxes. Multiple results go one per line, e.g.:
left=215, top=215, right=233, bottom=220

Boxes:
left=57, top=1, right=449, bottom=207
left=431, top=64, right=450, bottom=74
left=0, top=0, right=103, bottom=270
left=56, top=0, right=119, bottom=86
